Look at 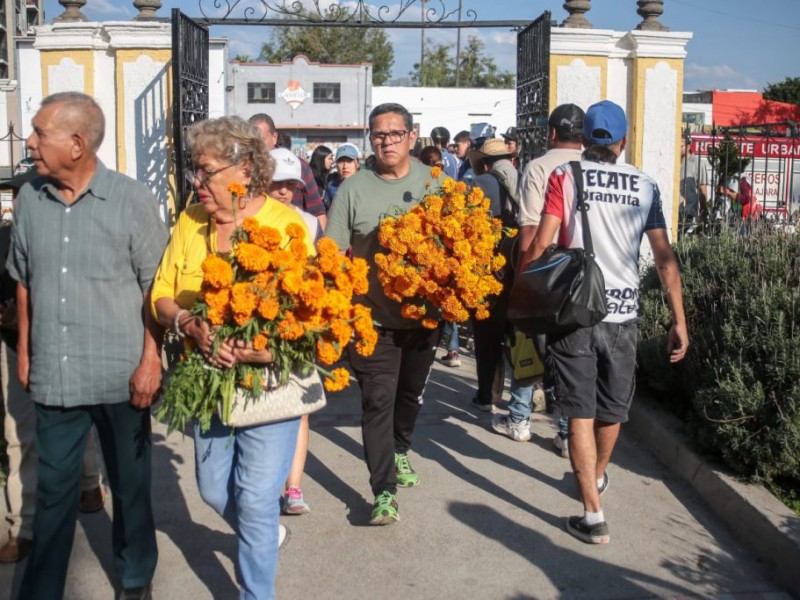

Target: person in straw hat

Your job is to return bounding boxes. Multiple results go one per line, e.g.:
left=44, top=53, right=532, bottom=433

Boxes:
left=465, top=138, right=524, bottom=414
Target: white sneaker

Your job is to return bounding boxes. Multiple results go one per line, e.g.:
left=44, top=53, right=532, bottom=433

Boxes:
left=492, top=414, right=532, bottom=442
left=278, top=523, right=289, bottom=549
left=440, top=351, right=461, bottom=367
left=553, top=433, right=569, bottom=458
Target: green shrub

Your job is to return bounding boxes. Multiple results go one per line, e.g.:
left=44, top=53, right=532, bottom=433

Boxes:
left=638, top=223, right=800, bottom=482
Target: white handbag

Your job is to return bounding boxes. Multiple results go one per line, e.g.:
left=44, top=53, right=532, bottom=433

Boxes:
left=220, top=368, right=327, bottom=428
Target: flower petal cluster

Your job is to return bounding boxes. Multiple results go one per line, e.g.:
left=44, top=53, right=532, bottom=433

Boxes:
left=375, top=169, right=516, bottom=326
left=198, top=227, right=376, bottom=392
left=160, top=208, right=378, bottom=433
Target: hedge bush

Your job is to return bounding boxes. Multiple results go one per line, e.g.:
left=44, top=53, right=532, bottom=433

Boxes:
left=638, top=223, right=800, bottom=483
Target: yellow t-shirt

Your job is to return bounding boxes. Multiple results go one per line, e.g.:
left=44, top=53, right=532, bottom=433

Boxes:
left=150, top=197, right=317, bottom=316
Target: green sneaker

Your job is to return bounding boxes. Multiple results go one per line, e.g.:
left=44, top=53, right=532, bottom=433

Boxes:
left=369, top=490, right=399, bottom=526
left=394, top=453, right=420, bottom=487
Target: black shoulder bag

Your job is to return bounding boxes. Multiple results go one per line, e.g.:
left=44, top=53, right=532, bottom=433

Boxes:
left=507, top=161, right=607, bottom=336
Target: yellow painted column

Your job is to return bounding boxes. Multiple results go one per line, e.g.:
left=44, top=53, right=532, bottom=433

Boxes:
left=41, top=51, right=94, bottom=97
left=629, top=57, right=685, bottom=235
left=114, top=48, right=175, bottom=219
left=548, top=54, right=608, bottom=113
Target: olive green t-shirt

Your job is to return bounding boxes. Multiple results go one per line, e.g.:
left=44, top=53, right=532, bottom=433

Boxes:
left=325, top=160, right=439, bottom=329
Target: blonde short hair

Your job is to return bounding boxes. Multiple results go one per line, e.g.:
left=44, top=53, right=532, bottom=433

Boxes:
left=187, top=116, right=274, bottom=196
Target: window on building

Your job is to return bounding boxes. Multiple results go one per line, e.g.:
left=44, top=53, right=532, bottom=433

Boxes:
left=248, top=82, right=275, bottom=104
left=313, top=83, right=341, bottom=104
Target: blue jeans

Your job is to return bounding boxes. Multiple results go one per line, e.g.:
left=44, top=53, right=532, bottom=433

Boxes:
left=442, top=321, right=459, bottom=352
left=505, top=355, right=534, bottom=422
left=194, top=416, right=300, bottom=600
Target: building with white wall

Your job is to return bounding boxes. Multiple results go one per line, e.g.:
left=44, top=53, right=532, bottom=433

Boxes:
left=228, top=55, right=372, bottom=156
left=372, top=86, right=516, bottom=142
left=0, top=0, right=43, bottom=178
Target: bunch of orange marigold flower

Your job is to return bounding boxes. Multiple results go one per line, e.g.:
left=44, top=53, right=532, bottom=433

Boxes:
left=159, top=192, right=377, bottom=433
left=375, top=167, right=516, bottom=329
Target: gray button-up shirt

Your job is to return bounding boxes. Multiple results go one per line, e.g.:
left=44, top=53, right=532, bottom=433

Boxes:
left=6, top=160, right=168, bottom=407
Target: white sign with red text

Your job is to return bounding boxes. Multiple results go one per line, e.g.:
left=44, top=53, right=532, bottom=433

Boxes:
left=280, top=81, right=310, bottom=110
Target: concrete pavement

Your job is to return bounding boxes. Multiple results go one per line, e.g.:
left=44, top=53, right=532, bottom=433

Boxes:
left=0, top=351, right=792, bottom=599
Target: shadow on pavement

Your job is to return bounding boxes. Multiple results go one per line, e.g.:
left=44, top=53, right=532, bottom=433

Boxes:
left=150, top=432, right=239, bottom=598
left=449, top=500, right=696, bottom=598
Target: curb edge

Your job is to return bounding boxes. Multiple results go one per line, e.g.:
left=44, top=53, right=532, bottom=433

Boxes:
left=627, top=394, right=800, bottom=596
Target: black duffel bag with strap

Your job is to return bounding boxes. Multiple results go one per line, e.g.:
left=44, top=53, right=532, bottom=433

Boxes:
left=508, top=161, right=607, bottom=336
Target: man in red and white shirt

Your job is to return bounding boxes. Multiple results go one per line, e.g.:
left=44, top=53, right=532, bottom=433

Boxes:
left=523, top=100, right=689, bottom=545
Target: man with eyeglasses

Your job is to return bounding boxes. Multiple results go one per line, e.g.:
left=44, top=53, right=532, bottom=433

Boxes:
left=326, top=103, right=443, bottom=526
left=248, top=113, right=327, bottom=229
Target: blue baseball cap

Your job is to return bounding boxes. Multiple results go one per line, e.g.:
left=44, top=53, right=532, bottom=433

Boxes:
left=583, top=100, right=627, bottom=146
left=335, top=144, right=360, bottom=161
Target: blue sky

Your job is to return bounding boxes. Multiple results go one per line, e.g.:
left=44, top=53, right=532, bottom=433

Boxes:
left=43, top=0, right=799, bottom=91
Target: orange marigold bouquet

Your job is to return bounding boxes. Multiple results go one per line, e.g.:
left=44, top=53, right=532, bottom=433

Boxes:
left=375, top=167, right=516, bottom=328
left=158, top=198, right=377, bottom=433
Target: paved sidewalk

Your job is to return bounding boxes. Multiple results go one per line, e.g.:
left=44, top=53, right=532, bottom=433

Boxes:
left=0, top=351, right=791, bottom=599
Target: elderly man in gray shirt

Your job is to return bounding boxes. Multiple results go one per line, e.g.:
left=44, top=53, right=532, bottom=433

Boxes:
left=7, top=92, right=167, bottom=600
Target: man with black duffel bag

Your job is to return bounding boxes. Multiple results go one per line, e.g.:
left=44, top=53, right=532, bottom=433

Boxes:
left=518, top=100, right=688, bottom=545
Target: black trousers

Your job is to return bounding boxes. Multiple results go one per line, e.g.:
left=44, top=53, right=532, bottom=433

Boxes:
left=19, top=402, right=157, bottom=599
left=471, top=287, right=511, bottom=405
left=347, top=326, right=439, bottom=495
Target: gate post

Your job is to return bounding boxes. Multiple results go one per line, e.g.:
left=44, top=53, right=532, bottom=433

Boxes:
left=547, top=24, right=692, bottom=239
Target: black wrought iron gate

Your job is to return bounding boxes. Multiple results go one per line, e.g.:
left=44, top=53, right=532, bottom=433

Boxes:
left=171, top=3, right=552, bottom=212
left=171, top=9, right=209, bottom=214
left=516, top=11, right=552, bottom=167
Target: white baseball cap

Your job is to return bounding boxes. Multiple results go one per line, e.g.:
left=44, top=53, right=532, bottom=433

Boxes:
left=270, top=148, right=302, bottom=183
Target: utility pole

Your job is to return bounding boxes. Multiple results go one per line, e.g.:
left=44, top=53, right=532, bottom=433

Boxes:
left=455, top=0, right=462, bottom=87
left=420, top=0, right=427, bottom=86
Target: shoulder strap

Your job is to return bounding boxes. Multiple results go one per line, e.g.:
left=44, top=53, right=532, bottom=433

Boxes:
left=489, top=172, right=518, bottom=226
left=569, top=161, right=594, bottom=256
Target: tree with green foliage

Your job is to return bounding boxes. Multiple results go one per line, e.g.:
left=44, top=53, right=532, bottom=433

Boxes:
left=410, top=35, right=514, bottom=88
left=233, top=54, right=253, bottom=63
left=763, top=76, right=800, bottom=106
left=260, top=24, right=394, bottom=85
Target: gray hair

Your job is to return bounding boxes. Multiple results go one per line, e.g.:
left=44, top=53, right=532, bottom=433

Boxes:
left=40, top=92, right=105, bottom=152
left=187, top=116, right=274, bottom=196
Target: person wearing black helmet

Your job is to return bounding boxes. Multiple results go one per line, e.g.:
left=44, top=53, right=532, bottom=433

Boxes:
left=501, top=126, right=520, bottom=169
left=430, top=126, right=459, bottom=179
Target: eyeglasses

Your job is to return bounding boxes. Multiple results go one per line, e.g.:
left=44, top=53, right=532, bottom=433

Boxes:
left=187, top=162, right=236, bottom=185
left=369, top=130, right=410, bottom=144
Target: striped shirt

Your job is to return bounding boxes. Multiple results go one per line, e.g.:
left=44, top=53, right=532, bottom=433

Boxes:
left=6, top=161, right=168, bottom=406
left=292, top=157, right=326, bottom=217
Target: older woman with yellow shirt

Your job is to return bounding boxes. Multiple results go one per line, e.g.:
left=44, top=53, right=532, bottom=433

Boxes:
left=151, top=116, right=314, bottom=600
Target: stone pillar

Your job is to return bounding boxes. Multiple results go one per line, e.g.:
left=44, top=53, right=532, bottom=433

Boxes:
left=549, top=26, right=692, bottom=239
left=628, top=31, right=692, bottom=237
left=133, top=0, right=162, bottom=21
left=636, top=0, right=669, bottom=32
left=54, top=0, right=87, bottom=23
left=562, top=0, right=592, bottom=29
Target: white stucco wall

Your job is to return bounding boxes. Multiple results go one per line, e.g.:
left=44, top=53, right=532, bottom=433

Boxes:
left=209, top=39, right=228, bottom=119
left=372, top=86, right=516, bottom=139
left=17, top=39, right=41, bottom=140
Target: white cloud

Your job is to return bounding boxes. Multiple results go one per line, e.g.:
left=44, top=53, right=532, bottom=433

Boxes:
left=489, top=31, right=516, bottom=45
left=213, top=24, right=271, bottom=59
left=83, top=0, right=133, bottom=18
left=684, top=62, right=762, bottom=91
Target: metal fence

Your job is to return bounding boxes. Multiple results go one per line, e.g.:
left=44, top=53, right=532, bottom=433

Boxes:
left=683, top=123, right=799, bottom=233
left=0, top=124, right=27, bottom=178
